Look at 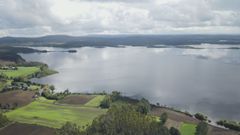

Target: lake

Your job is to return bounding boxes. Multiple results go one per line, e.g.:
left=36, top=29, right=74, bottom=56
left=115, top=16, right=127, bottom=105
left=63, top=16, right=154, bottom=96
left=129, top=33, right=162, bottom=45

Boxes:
left=20, top=45, right=240, bottom=121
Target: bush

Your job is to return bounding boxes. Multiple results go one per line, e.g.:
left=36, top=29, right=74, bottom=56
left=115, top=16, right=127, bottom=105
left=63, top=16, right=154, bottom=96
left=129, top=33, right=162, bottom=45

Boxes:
left=195, top=122, right=208, bottom=135
left=110, top=91, right=121, bottom=102
left=0, top=113, right=9, bottom=128
left=57, top=122, right=81, bottom=135
left=136, top=98, right=151, bottom=115
left=42, top=89, right=69, bottom=100
left=170, top=127, right=181, bottom=135
left=216, top=120, right=240, bottom=131
left=194, top=113, right=207, bottom=121
left=160, top=112, right=168, bottom=125
left=99, top=96, right=111, bottom=108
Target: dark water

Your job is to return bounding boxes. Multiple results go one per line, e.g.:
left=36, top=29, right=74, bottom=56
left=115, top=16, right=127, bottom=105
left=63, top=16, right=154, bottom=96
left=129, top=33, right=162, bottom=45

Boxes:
left=20, top=45, right=240, bottom=121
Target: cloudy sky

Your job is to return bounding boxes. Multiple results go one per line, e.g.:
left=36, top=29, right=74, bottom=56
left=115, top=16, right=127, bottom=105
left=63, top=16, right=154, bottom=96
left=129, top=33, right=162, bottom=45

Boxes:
left=0, top=0, right=240, bottom=37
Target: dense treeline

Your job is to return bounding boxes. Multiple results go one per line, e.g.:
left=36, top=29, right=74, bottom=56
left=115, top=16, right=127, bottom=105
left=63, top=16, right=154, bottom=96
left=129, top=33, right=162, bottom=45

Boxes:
left=99, top=91, right=149, bottom=112
left=56, top=91, right=183, bottom=135
left=85, top=104, right=170, bottom=135
left=57, top=104, right=174, bottom=135
left=194, top=113, right=208, bottom=121
left=0, top=46, right=39, bottom=63
left=42, top=88, right=71, bottom=100
left=216, top=120, right=240, bottom=131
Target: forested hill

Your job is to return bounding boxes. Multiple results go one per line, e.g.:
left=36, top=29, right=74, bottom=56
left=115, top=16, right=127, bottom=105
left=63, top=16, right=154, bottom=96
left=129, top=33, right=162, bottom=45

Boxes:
left=0, top=35, right=240, bottom=48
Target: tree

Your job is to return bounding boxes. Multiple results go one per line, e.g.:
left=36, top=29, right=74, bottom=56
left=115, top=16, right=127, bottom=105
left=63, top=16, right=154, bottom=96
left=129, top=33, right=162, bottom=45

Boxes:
left=136, top=98, right=151, bottom=115
left=160, top=112, right=168, bottom=125
left=216, top=120, right=240, bottom=131
left=86, top=104, right=170, bottom=135
left=64, top=89, right=70, bottom=95
left=57, top=122, right=81, bottom=135
left=169, top=127, right=181, bottom=135
left=195, top=122, right=208, bottom=135
left=100, top=96, right=111, bottom=108
left=110, top=91, right=121, bottom=102
left=194, top=113, right=207, bottom=121
left=49, top=85, right=55, bottom=93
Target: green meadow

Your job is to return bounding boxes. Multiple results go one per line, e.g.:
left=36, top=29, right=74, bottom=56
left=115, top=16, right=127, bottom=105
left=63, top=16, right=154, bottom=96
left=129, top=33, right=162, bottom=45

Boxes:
left=0, top=67, right=40, bottom=78
left=84, top=95, right=106, bottom=107
left=180, top=123, right=197, bottom=135
left=6, top=97, right=107, bottom=128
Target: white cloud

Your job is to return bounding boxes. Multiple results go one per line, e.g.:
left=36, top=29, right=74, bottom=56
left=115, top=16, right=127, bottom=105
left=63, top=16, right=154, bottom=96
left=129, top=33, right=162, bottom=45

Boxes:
left=182, top=48, right=228, bottom=59
left=0, top=0, right=239, bottom=36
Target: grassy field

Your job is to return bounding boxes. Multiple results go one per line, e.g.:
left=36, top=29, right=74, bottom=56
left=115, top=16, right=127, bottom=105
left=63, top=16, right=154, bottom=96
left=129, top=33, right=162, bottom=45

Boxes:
left=180, top=123, right=196, bottom=135
left=0, top=67, right=40, bottom=78
left=6, top=97, right=107, bottom=128
left=84, top=95, right=106, bottom=107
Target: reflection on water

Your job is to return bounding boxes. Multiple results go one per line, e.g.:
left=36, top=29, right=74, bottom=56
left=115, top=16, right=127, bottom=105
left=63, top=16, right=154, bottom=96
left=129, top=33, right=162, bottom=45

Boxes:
left=20, top=46, right=240, bottom=121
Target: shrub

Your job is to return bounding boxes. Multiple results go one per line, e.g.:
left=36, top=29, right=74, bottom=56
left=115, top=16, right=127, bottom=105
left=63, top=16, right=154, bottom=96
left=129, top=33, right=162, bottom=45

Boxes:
left=136, top=98, right=151, bottom=115
left=110, top=91, right=121, bottom=102
left=170, top=127, right=181, bottom=135
left=195, top=122, right=208, bottom=135
left=194, top=113, right=207, bottom=121
left=99, top=96, right=111, bottom=108
left=216, top=120, right=240, bottom=131
left=160, top=112, right=168, bottom=125
left=57, top=122, right=81, bottom=135
left=0, top=113, right=9, bottom=128
left=42, top=89, right=69, bottom=100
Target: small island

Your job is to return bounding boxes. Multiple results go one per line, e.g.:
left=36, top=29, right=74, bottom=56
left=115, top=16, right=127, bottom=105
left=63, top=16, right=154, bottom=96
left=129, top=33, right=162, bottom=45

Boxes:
left=68, top=50, right=77, bottom=53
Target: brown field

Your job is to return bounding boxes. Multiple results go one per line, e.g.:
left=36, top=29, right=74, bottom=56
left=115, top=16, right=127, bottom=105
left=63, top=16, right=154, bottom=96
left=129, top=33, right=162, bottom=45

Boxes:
left=151, top=107, right=199, bottom=124
left=0, top=60, right=15, bottom=66
left=208, top=125, right=240, bottom=135
left=165, top=119, right=182, bottom=129
left=57, top=95, right=95, bottom=105
left=0, top=123, right=56, bottom=135
left=151, top=107, right=240, bottom=135
left=0, top=90, right=35, bottom=108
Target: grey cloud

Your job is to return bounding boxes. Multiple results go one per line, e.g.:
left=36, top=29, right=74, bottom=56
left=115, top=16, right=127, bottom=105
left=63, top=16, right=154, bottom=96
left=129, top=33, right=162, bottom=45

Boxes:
left=210, top=0, right=240, bottom=11
left=0, top=0, right=240, bottom=36
left=0, top=0, right=59, bottom=29
left=71, top=0, right=150, bottom=3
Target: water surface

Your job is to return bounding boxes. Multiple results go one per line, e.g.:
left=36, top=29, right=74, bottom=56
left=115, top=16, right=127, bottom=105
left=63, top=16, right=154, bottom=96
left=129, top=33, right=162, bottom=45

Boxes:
left=20, top=45, right=240, bottom=121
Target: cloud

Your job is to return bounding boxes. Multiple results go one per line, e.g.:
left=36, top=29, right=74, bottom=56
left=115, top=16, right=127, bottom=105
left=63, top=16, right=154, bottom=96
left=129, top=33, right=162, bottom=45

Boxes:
left=0, top=0, right=239, bottom=36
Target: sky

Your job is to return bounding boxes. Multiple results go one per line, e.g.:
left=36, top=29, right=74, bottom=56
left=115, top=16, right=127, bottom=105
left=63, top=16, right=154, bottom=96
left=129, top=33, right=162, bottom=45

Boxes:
left=0, top=0, right=240, bottom=37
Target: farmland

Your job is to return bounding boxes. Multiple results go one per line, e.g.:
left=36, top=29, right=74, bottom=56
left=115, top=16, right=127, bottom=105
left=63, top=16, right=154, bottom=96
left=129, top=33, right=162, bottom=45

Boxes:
left=57, top=95, right=95, bottom=105
left=0, top=90, right=35, bottom=109
left=0, top=67, right=40, bottom=78
left=84, top=95, right=106, bottom=107
left=0, top=122, right=56, bottom=135
left=6, top=97, right=107, bottom=128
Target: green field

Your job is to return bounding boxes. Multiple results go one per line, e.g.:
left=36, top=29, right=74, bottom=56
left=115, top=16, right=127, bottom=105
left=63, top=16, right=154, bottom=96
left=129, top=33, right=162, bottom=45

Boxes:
left=6, top=97, right=107, bottom=128
left=180, top=123, right=196, bottom=135
left=84, top=95, right=106, bottom=107
left=0, top=67, right=40, bottom=78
